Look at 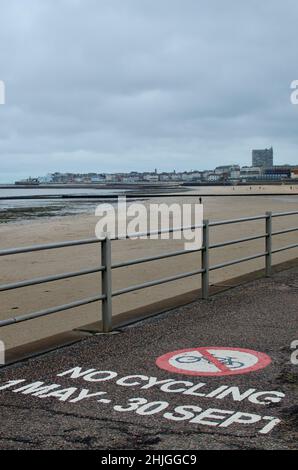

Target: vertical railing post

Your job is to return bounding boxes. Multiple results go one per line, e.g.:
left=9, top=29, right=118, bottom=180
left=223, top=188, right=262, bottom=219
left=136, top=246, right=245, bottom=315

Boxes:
left=265, top=211, right=272, bottom=277
left=101, top=235, right=113, bottom=333
left=202, top=219, right=210, bottom=299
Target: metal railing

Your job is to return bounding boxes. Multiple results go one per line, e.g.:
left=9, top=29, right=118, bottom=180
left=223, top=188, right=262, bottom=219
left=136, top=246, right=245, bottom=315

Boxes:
left=0, top=210, right=297, bottom=333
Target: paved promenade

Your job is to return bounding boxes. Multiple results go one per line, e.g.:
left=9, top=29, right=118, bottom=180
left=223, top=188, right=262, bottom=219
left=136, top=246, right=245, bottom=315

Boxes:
left=0, top=267, right=297, bottom=450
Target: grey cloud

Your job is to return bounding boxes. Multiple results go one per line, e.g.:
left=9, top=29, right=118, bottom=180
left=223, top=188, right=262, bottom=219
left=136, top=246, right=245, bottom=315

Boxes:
left=0, top=0, right=298, bottom=181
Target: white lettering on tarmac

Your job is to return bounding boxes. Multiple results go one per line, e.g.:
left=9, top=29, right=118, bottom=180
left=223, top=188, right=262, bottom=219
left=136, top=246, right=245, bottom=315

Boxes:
left=205, top=385, right=229, bottom=397
left=0, top=368, right=285, bottom=436
left=212, top=387, right=285, bottom=405
left=248, top=391, right=285, bottom=405
left=58, top=367, right=117, bottom=382
left=163, top=405, right=280, bottom=433
left=38, top=387, right=79, bottom=401
left=55, top=367, right=286, bottom=407
left=0, top=380, right=25, bottom=390
left=164, top=405, right=202, bottom=421
left=57, top=367, right=97, bottom=379
left=116, top=375, right=148, bottom=387
left=114, top=398, right=280, bottom=434
left=219, top=412, right=262, bottom=428
left=13, top=381, right=61, bottom=396
left=136, top=401, right=169, bottom=416
left=183, top=383, right=208, bottom=396
left=190, top=408, right=234, bottom=425
left=259, top=417, right=281, bottom=434
left=69, top=388, right=107, bottom=403
left=114, top=397, right=148, bottom=412
left=116, top=374, right=285, bottom=405
left=215, top=387, right=257, bottom=401
left=160, top=381, right=194, bottom=393
left=140, top=377, right=174, bottom=390
left=79, top=371, right=117, bottom=382
left=7, top=380, right=107, bottom=404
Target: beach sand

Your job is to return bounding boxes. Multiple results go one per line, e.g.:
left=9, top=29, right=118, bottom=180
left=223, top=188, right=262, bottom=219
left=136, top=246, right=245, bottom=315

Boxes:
left=1, top=185, right=298, bottom=350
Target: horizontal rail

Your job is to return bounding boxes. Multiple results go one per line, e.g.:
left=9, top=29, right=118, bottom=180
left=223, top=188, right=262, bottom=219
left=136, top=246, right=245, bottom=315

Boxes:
left=112, top=268, right=204, bottom=297
left=210, top=251, right=267, bottom=271
left=272, top=243, right=298, bottom=254
left=112, top=247, right=202, bottom=269
left=0, top=294, right=105, bottom=327
left=272, top=210, right=298, bottom=218
left=0, top=267, right=105, bottom=292
left=114, top=223, right=204, bottom=241
left=0, top=211, right=297, bottom=257
left=210, top=233, right=265, bottom=249
left=0, top=238, right=101, bottom=257
left=209, top=215, right=266, bottom=227
left=272, top=226, right=298, bottom=236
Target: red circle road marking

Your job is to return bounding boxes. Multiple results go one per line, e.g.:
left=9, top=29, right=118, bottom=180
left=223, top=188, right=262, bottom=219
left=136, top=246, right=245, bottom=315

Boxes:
left=156, top=347, right=272, bottom=376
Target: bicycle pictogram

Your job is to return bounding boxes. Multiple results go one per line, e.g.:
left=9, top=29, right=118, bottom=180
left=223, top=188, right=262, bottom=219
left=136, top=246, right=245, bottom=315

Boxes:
left=176, top=355, right=245, bottom=369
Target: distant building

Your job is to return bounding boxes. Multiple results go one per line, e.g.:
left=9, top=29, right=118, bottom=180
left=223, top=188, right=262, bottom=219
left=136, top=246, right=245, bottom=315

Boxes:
left=37, top=174, right=53, bottom=183
left=252, top=147, right=273, bottom=168
left=264, top=167, right=291, bottom=180
left=240, top=167, right=262, bottom=181
left=159, top=173, right=171, bottom=182
left=215, top=165, right=239, bottom=173
left=207, top=173, right=221, bottom=182
left=229, top=168, right=241, bottom=180
left=143, top=173, right=159, bottom=182
left=90, top=175, right=105, bottom=183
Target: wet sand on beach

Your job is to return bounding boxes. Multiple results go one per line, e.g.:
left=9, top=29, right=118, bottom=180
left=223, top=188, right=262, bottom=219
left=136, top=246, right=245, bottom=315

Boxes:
left=1, top=186, right=298, bottom=350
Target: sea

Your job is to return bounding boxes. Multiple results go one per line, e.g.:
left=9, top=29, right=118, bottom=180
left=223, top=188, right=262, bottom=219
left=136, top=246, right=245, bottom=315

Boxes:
left=1, top=186, right=297, bottom=224
left=0, top=187, right=126, bottom=224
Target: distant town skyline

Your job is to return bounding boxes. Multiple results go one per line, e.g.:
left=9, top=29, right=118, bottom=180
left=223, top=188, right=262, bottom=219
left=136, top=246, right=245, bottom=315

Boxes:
left=5, top=145, right=298, bottom=184
left=3, top=156, right=298, bottom=184
left=1, top=1, right=298, bottom=183
left=15, top=157, right=298, bottom=185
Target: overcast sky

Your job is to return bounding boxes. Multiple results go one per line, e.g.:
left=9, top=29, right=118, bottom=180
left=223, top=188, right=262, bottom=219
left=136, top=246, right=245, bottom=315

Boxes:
left=0, top=0, right=298, bottom=182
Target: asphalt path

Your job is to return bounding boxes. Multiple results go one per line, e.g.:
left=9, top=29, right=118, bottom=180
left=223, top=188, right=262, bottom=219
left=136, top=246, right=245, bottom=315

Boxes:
left=0, top=267, right=297, bottom=450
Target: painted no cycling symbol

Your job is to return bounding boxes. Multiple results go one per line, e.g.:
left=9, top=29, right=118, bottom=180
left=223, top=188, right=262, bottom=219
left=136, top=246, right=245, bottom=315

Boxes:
left=156, top=347, right=271, bottom=376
